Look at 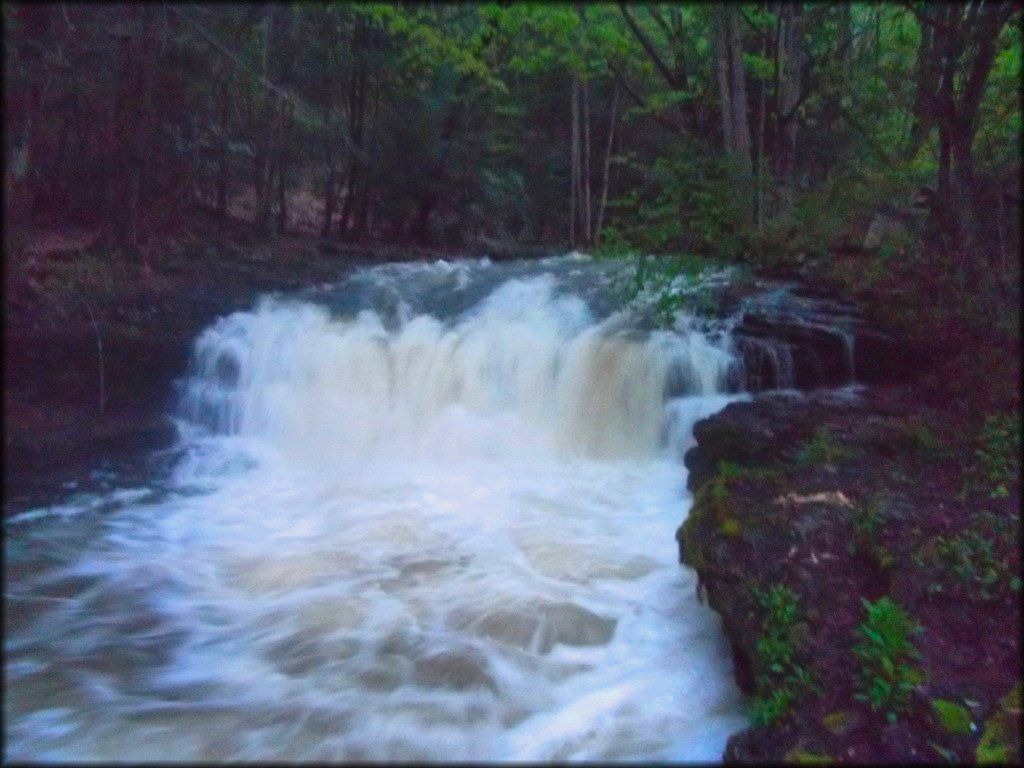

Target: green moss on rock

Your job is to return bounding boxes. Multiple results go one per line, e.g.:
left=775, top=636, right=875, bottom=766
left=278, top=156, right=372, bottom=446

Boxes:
left=976, top=683, right=1022, bottom=764
left=821, top=710, right=854, bottom=735
left=783, top=748, right=833, bottom=764
left=719, top=518, right=743, bottom=537
left=930, top=698, right=973, bottom=735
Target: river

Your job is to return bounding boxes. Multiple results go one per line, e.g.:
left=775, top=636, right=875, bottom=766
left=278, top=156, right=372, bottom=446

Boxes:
left=5, top=254, right=751, bottom=761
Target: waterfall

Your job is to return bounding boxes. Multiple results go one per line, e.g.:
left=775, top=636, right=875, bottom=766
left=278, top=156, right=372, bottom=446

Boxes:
left=177, top=274, right=738, bottom=468
left=6, top=257, right=748, bottom=762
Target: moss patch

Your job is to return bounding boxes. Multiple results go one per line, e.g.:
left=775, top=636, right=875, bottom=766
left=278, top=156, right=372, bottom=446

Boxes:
left=976, top=683, right=1022, bottom=764
left=930, top=699, right=973, bottom=735
left=821, top=710, right=854, bottom=735
left=783, top=748, right=833, bottom=764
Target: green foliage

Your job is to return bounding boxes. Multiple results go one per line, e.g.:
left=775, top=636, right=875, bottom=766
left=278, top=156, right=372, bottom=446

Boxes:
left=930, top=699, right=973, bottom=735
left=749, top=584, right=816, bottom=727
left=821, top=710, right=854, bottom=735
left=961, top=413, right=1021, bottom=499
left=922, top=529, right=1013, bottom=602
left=3, top=0, right=1020, bottom=326
left=783, top=749, right=834, bottom=765
left=852, top=597, right=924, bottom=722
left=797, top=428, right=853, bottom=466
left=848, top=496, right=894, bottom=570
left=894, top=417, right=946, bottom=457
left=605, top=146, right=752, bottom=258
left=976, top=683, right=1022, bottom=764
left=613, top=253, right=726, bottom=327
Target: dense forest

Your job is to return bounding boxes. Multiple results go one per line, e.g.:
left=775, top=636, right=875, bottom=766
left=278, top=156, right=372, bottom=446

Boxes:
left=4, top=2, right=1018, bottom=253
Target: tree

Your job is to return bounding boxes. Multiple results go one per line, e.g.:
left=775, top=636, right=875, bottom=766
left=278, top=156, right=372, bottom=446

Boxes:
left=906, top=1, right=1019, bottom=270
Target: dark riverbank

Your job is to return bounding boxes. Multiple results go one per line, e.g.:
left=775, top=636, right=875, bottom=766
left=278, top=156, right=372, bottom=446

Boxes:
left=678, top=386, right=1021, bottom=762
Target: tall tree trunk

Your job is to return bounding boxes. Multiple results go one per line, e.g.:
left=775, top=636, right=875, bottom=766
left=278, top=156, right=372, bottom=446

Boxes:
left=338, top=34, right=366, bottom=239
left=776, top=2, right=802, bottom=207
left=713, top=8, right=734, bottom=153
left=253, top=6, right=273, bottom=235
left=321, top=145, right=336, bottom=238
left=275, top=103, right=291, bottom=235
left=936, top=120, right=954, bottom=250
left=276, top=164, right=287, bottom=234
left=352, top=75, right=375, bottom=240
left=582, top=78, right=592, bottom=245
left=366, top=187, right=377, bottom=239
left=122, top=5, right=155, bottom=258
left=569, top=75, right=580, bottom=248
left=755, top=16, right=768, bottom=231
left=594, top=84, right=620, bottom=248
left=216, top=79, right=229, bottom=231
left=337, top=165, right=356, bottom=237
left=726, top=7, right=752, bottom=177
left=7, top=6, right=50, bottom=226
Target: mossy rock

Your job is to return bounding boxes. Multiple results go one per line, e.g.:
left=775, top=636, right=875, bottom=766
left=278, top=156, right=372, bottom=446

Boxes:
left=976, top=683, right=1022, bottom=764
left=783, top=748, right=833, bottom=764
left=930, top=698, right=973, bottom=735
left=719, top=518, right=743, bottom=537
left=821, top=709, right=854, bottom=736
left=678, top=482, right=719, bottom=569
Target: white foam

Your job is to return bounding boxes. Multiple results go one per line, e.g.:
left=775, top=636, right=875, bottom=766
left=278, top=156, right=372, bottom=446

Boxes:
left=5, top=259, right=747, bottom=761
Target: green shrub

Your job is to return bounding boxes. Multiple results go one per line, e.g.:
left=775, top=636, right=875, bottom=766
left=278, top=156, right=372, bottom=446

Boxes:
left=894, top=417, right=946, bottom=457
left=749, top=584, right=816, bottom=726
left=608, top=252, right=727, bottom=327
left=848, top=496, right=894, bottom=570
left=797, top=428, right=853, bottom=466
left=961, top=413, right=1021, bottom=498
left=976, top=683, right=1022, bottom=764
left=930, top=698, right=973, bottom=735
left=925, top=530, right=1011, bottom=602
left=604, top=146, right=751, bottom=259
left=783, top=749, right=834, bottom=764
left=852, top=597, right=924, bottom=722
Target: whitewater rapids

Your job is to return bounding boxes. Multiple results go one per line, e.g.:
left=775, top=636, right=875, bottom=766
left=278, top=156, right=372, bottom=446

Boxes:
left=5, top=255, right=748, bottom=761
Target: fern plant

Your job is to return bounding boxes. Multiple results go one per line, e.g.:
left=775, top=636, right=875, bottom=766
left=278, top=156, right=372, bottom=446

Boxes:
left=853, top=597, right=925, bottom=722
left=749, top=584, right=816, bottom=726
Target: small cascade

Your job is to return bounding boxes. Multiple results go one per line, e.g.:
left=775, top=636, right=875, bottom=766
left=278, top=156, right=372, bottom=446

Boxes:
left=178, top=276, right=737, bottom=468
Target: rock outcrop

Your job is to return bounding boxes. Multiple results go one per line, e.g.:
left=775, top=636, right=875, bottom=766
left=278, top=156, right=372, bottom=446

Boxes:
left=678, top=387, right=1021, bottom=762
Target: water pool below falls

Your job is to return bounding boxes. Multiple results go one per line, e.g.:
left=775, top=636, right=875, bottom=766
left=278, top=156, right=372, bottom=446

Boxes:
left=5, top=255, right=756, bottom=761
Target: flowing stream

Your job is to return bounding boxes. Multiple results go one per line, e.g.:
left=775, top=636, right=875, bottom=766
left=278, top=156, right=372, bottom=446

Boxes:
left=5, top=255, right=752, bottom=761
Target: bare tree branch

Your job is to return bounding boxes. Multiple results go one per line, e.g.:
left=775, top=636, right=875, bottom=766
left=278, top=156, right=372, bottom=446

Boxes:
left=618, top=3, right=680, bottom=91
left=605, top=59, right=684, bottom=136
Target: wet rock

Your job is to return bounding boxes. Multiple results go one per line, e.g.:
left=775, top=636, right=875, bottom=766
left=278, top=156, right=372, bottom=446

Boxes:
left=853, top=328, right=918, bottom=384
left=734, top=314, right=852, bottom=389
left=412, top=648, right=496, bottom=692
left=467, top=608, right=542, bottom=651
left=455, top=600, right=617, bottom=654
left=540, top=601, right=617, bottom=649
left=357, top=665, right=404, bottom=692
left=684, top=391, right=850, bottom=491
left=679, top=385, right=1021, bottom=763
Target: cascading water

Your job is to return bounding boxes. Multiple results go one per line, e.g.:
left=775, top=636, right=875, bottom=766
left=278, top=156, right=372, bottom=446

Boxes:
left=5, top=255, right=750, bottom=761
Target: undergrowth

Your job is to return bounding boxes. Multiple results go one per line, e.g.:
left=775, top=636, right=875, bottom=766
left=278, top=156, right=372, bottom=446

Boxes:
left=960, top=413, right=1021, bottom=499
left=853, top=597, right=924, bottom=723
left=749, top=584, right=816, bottom=727
left=797, top=428, right=853, bottom=466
